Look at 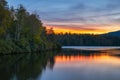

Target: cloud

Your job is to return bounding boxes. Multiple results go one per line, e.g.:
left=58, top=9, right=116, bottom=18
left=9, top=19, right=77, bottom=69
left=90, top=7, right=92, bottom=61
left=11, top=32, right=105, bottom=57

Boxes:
left=7, top=0, right=120, bottom=33
left=46, top=23, right=109, bottom=31
left=70, top=3, right=86, bottom=11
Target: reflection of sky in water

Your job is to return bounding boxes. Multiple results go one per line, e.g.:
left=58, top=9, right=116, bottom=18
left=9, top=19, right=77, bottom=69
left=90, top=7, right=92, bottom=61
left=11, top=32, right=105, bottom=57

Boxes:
left=62, top=46, right=120, bottom=50
left=39, top=50, right=120, bottom=80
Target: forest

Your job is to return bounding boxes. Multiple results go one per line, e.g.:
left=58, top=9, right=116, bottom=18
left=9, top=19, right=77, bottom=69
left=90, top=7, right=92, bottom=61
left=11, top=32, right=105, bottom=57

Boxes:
left=0, top=0, right=60, bottom=53
left=1, top=0, right=120, bottom=53
left=53, top=33, right=120, bottom=46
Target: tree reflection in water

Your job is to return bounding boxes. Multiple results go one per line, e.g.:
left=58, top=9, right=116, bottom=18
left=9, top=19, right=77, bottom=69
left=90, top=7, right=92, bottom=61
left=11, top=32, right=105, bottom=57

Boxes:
left=0, top=52, right=56, bottom=80
left=0, top=49, right=120, bottom=80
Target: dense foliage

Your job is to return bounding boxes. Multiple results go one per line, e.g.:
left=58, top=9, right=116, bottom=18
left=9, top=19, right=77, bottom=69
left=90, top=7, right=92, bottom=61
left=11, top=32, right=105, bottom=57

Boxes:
left=0, top=0, right=60, bottom=53
left=54, top=33, right=120, bottom=46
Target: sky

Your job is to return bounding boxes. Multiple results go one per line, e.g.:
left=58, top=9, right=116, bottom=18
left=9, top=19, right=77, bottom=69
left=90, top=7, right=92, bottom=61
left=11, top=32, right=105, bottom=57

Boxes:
left=7, top=0, right=120, bottom=34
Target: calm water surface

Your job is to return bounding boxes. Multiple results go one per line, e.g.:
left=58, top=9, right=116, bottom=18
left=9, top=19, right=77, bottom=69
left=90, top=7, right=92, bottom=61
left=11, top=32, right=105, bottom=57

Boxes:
left=0, top=46, right=120, bottom=80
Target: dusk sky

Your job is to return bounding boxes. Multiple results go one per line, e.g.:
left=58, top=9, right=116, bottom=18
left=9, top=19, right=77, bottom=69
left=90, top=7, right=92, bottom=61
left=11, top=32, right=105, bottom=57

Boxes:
left=7, top=0, right=120, bottom=34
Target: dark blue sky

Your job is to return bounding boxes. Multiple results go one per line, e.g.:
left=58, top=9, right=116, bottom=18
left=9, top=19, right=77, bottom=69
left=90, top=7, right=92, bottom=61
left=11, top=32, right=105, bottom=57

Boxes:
left=7, top=0, right=120, bottom=34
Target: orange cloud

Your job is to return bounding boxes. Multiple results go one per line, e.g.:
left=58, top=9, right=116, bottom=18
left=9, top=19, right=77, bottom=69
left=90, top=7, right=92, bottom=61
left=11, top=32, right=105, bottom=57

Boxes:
left=46, top=26, right=109, bottom=34
left=45, top=23, right=120, bottom=34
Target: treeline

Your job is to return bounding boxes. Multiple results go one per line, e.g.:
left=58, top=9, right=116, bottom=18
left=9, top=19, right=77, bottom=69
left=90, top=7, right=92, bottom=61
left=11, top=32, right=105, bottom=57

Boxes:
left=0, top=0, right=60, bottom=53
left=54, top=33, right=120, bottom=46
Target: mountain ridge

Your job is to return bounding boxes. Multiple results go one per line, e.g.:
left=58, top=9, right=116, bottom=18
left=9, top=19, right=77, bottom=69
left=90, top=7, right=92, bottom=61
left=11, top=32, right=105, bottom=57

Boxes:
left=103, top=30, right=120, bottom=37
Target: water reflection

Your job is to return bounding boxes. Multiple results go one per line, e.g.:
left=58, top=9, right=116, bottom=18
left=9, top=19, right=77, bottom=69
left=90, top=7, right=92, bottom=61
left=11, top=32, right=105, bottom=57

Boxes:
left=55, top=51, right=120, bottom=64
left=40, top=49, right=120, bottom=80
left=0, top=52, right=56, bottom=80
left=0, top=49, right=120, bottom=80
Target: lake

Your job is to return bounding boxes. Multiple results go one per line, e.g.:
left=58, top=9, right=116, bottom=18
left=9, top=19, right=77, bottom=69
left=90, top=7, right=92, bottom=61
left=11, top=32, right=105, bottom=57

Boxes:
left=0, top=46, right=120, bottom=80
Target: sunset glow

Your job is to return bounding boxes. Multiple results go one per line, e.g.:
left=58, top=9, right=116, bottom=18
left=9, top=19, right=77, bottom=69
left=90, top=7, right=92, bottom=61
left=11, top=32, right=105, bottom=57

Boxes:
left=1, top=0, right=120, bottom=80
left=7, top=0, right=120, bottom=34
left=46, top=24, right=120, bottom=34
left=46, top=26, right=110, bottom=34
left=55, top=54, right=120, bottom=64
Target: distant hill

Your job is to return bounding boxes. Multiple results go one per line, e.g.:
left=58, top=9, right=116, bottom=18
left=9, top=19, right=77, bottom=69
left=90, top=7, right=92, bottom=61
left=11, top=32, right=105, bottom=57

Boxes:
left=103, top=30, right=120, bottom=37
